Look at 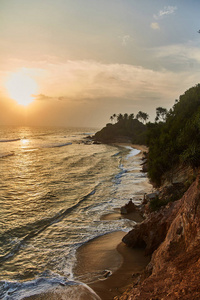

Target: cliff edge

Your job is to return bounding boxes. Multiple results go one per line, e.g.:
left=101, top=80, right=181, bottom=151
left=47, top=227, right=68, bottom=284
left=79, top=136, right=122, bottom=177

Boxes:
left=119, top=174, right=200, bottom=299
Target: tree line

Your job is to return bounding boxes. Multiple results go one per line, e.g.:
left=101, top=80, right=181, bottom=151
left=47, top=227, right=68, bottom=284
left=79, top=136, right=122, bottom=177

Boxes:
left=96, top=83, right=200, bottom=188
left=109, top=107, right=169, bottom=125
left=110, top=111, right=149, bottom=124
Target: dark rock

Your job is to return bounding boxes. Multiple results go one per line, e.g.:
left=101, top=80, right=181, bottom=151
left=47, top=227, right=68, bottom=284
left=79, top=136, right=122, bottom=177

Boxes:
left=121, top=200, right=137, bottom=215
left=93, top=141, right=101, bottom=144
left=122, top=200, right=181, bottom=255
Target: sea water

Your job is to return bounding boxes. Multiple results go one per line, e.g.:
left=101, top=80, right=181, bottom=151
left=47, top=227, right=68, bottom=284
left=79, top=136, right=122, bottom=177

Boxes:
left=0, top=126, right=149, bottom=299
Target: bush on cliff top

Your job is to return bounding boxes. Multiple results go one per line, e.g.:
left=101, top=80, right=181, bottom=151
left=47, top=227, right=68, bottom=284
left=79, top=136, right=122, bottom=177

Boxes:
left=147, top=84, right=200, bottom=186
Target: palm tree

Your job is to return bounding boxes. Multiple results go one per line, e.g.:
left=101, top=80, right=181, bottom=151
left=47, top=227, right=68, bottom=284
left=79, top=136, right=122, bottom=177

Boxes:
left=117, top=113, right=123, bottom=122
left=113, top=113, right=117, bottom=123
left=128, top=113, right=134, bottom=120
left=123, top=113, right=128, bottom=121
left=136, top=111, right=149, bottom=124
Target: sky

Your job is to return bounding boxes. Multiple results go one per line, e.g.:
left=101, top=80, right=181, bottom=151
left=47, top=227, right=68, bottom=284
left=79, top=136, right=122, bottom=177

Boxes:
left=0, top=0, right=200, bottom=128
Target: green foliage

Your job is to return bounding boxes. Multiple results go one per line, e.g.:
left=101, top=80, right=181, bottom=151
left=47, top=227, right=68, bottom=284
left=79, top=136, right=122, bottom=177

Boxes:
left=136, top=111, right=149, bottom=124
left=94, top=113, right=147, bottom=144
left=155, top=107, right=168, bottom=122
left=149, top=196, right=168, bottom=211
left=147, top=84, right=200, bottom=186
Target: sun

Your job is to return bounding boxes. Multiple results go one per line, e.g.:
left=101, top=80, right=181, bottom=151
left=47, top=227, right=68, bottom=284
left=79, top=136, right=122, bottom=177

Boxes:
left=6, top=70, right=38, bottom=106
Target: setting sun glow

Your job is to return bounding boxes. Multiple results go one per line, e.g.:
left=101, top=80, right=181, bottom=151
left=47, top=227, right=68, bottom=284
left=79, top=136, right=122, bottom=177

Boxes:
left=6, top=71, right=38, bottom=106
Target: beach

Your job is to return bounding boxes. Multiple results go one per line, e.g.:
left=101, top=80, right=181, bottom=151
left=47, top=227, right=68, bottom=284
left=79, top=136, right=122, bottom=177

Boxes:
left=73, top=144, right=151, bottom=300
left=76, top=229, right=150, bottom=300
left=23, top=231, right=150, bottom=300
left=0, top=129, right=151, bottom=300
left=22, top=144, right=151, bottom=300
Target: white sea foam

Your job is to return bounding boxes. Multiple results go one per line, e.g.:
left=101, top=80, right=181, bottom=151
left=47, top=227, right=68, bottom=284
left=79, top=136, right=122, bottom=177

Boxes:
left=0, top=276, right=99, bottom=300
left=0, top=126, right=151, bottom=300
left=125, top=146, right=140, bottom=159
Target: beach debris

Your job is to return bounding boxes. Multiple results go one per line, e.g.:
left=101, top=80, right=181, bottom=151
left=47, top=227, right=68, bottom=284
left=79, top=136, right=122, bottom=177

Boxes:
left=103, top=270, right=112, bottom=278
left=98, top=270, right=112, bottom=280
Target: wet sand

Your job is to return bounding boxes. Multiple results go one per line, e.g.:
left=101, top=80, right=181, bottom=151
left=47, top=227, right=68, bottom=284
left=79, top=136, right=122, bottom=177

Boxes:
left=22, top=230, right=149, bottom=300
left=22, top=285, right=101, bottom=300
left=74, top=144, right=151, bottom=299
left=74, top=232, right=150, bottom=300
left=101, top=210, right=144, bottom=223
left=23, top=144, right=150, bottom=300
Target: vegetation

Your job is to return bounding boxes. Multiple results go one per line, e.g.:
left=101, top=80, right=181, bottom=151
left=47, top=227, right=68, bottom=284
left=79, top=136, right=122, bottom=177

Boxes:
left=136, top=111, right=149, bottom=124
left=95, top=83, right=200, bottom=190
left=94, top=112, right=148, bottom=144
left=147, top=84, right=200, bottom=186
left=149, top=195, right=168, bottom=211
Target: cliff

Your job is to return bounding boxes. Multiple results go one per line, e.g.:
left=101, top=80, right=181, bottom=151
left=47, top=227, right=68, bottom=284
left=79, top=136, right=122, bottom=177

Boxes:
left=119, top=173, right=200, bottom=299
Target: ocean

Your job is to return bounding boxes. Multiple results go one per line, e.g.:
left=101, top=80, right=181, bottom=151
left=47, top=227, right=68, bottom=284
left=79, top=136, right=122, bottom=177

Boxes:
left=0, top=126, right=150, bottom=299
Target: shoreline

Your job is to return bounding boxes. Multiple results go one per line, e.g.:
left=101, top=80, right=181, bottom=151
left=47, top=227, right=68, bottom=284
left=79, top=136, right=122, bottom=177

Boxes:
left=74, top=143, right=151, bottom=299
left=22, top=143, right=151, bottom=300
left=88, top=237, right=150, bottom=300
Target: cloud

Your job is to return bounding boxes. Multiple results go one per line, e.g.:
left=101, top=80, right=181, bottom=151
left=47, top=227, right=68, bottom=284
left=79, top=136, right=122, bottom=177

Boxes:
left=1, top=57, right=200, bottom=125
left=154, top=6, right=177, bottom=20
left=154, top=43, right=200, bottom=65
left=119, top=35, right=131, bottom=46
left=31, top=59, right=200, bottom=111
left=151, top=22, right=160, bottom=30
left=34, top=94, right=53, bottom=101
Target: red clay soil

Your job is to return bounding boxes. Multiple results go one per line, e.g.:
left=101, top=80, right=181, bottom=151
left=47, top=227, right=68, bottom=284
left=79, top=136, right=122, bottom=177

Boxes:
left=116, top=175, right=200, bottom=300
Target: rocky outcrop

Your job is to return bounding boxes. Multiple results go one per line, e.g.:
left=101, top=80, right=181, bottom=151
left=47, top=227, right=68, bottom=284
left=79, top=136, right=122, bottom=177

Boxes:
left=122, top=199, right=182, bottom=255
left=120, top=175, right=200, bottom=299
left=121, top=200, right=137, bottom=215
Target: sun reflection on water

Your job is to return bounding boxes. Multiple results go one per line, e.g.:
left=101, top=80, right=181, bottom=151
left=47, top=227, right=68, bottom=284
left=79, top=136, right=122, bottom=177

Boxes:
left=21, top=138, right=30, bottom=148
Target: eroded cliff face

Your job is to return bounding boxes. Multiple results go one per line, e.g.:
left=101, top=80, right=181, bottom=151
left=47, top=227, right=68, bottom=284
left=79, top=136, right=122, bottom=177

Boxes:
left=120, top=175, right=200, bottom=299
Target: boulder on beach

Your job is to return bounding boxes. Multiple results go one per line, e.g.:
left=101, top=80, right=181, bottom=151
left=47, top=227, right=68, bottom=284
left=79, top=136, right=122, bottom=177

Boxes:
left=120, top=200, right=136, bottom=215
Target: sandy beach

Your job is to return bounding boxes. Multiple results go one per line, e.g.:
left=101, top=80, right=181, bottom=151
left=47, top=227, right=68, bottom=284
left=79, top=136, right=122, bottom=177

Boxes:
left=22, top=144, right=151, bottom=300
left=75, top=231, right=150, bottom=300
left=22, top=231, right=149, bottom=300
left=75, top=144, right=151, bottom=299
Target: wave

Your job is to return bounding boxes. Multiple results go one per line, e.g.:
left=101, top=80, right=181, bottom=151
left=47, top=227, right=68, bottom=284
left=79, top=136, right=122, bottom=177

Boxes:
left=0, top=187, right=99, bottom=264
left=111, top=151, right=121, bottom=157
left=80, top=132, right=95, bottom=136
left=41, top=142, right=72, bottom=148
left=0, top=139, right=20, bottom=143
left=113, top=169, right=127, bottom=185
left=0, top=276, right=101, bottom=300
left=68, top=154, right=96, bottom=168
left=52, top=142, right=72, bottom=148
left=0, top=273, right=81, bottom=300
left=0, top=152, right=14, bottom=159
left=125, top=146, right=140, bottom=159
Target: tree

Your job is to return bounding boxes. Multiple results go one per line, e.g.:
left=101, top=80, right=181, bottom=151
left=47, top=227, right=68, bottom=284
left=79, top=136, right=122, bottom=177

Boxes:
left=128, top=113, right=134, bottom=120
left=117, top=113, right=123, bottom=122
left=123, top=113, right=128, bottom=121
left=155, top=107, right=168, bottom=122
left=136, top=111, right=149, bottom=124
left=113, top=113, right=117, bottom=123
left=109, top=113, right=117, bottom=123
